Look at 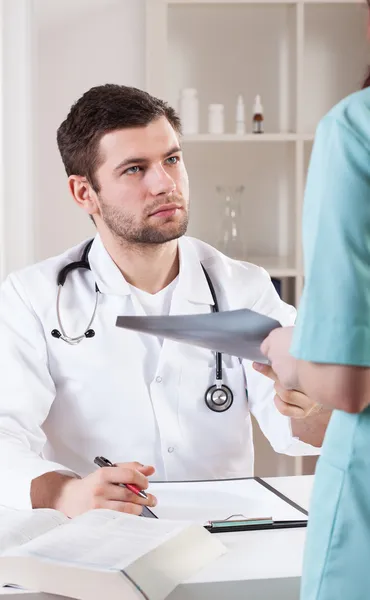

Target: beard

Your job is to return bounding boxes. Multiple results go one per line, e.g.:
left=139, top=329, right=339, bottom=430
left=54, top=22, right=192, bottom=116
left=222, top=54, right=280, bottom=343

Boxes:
left=98, top=193, right=189, bottom=245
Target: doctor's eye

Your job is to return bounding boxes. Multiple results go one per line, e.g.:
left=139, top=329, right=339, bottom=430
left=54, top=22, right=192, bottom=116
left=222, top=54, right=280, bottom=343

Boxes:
left=124, top=166, right=142, bottom=175
left=165, top=156, right=180, bottom=166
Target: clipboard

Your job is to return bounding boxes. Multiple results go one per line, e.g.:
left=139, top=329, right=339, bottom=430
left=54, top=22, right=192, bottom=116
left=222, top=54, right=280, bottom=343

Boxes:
left=204, top=477, right=308, bottom=533
left=149, top=476, right=309, bottom=534
left=204, top=516, right=307, bottom=533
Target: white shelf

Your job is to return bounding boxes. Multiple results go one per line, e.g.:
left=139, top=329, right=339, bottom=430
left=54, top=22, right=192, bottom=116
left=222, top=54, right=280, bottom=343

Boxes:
left=244, top=256, right=298, bottom=277
left=146, top=0, right=367, bottom=306
left=304, top=0, right=365, bottom=3
left=182, top=133, right=314, bottom=142
left=168, top=0, right=297, bottom=4
left=168, top=0, right=365, bottom=4
left=220, top=254, right=298, bottom=277
left=302, top=134, right=315, bottom=141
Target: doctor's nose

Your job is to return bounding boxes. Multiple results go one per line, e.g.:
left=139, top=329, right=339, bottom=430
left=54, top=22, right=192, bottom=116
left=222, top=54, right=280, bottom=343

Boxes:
left=146, top=165, right=176, bottom=197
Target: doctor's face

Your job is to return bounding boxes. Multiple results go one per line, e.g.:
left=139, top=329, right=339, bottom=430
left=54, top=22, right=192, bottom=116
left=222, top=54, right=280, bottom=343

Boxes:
left=92, top=117, right=189, bottom=245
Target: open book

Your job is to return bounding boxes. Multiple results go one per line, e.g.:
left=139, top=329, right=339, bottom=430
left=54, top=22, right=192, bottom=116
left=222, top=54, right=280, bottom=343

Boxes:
left=0, top=508, right=226, bottom=600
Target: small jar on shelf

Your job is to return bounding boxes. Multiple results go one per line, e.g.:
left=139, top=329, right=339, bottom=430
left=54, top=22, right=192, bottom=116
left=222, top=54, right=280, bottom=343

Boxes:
left=208, top=104, right=224, bottom=134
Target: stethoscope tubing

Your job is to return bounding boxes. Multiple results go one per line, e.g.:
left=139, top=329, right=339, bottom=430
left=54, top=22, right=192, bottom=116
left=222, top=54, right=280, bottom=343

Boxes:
left=55, top=284, right=100, bottom=345
left=51, top=239, right=234, bottom=412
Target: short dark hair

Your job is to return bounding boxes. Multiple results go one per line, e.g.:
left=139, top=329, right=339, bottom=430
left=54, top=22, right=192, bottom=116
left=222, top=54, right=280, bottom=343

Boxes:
left=57, top=84, right=182, bottom=192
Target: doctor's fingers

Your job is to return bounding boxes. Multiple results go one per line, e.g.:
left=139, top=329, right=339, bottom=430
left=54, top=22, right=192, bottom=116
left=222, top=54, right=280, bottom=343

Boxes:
left=274, top=383, right=318, bottom=418
left=252, top=363, right=278, bottom=383
left=115, top=462, right=155, bottom=478
left=274, top=394, right=305, bottom=419
left=99, top=465, right=151, bottom=490
left=104, top=483, right=157, bottom=508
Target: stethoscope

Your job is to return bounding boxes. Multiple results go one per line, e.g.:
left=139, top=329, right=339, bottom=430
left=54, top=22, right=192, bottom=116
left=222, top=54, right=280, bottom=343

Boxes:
left=51, top=240, right=234, bottom=413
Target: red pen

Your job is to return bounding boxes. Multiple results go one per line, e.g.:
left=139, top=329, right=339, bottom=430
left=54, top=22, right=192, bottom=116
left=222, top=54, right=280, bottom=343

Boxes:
left=94, top=456, right=148, bottom=499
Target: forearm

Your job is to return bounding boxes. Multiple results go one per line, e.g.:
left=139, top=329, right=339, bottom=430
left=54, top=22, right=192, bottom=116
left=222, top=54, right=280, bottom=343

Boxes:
left=291, top=407, right=332, bottom=447
left=297, top=360, right=370, bottom=413
left=0, top=431, right=78, bottom=509
left=31, top=471, right=78, bottom=510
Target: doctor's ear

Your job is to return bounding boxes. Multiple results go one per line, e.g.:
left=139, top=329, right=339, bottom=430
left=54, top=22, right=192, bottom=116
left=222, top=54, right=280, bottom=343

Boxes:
left=68, top=175, right=99, bottom=218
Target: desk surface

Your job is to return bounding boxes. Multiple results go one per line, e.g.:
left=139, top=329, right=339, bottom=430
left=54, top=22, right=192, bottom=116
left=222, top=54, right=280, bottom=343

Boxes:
left=265, top=474, right=313, bottom=509
left=186, top=475, right=314, bottom=585
left=0, top=475, right=315, bottom=600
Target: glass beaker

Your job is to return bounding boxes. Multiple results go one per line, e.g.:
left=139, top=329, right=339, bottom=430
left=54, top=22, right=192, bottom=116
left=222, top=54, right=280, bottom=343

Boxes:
left=216, top=185, right=246, bottom=259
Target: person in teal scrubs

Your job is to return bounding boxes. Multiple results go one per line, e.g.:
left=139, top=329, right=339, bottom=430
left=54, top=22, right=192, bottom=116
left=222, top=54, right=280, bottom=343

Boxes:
left=255, top=10, right=370, bottom=598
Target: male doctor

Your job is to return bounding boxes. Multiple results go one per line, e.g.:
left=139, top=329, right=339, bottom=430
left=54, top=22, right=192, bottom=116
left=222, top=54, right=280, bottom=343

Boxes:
left=0, top=85, right=328, bottom=517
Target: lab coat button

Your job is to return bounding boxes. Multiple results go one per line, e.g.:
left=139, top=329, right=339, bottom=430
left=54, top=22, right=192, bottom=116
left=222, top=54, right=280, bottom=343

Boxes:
left=155, top=376, right=162, bottom=383
left=167, top=447, right=175, bottom=453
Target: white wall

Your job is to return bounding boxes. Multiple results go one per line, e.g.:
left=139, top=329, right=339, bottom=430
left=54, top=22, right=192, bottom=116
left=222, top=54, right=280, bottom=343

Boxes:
left=34, top=0, right=145, bottom=261
left=0, top=0, right=36, bottom=278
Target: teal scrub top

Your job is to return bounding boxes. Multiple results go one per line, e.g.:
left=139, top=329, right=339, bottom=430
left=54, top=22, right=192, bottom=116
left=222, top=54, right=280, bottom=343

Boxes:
left=291, top=87, right=370, bottom=600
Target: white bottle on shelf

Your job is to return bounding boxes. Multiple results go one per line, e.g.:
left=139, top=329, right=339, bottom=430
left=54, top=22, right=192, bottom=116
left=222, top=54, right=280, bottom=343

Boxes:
left=235, top=94, right=245, bottom=135
left=208, top=104, right=224, bottom=135
left=179, top=88, right=199, bottom=135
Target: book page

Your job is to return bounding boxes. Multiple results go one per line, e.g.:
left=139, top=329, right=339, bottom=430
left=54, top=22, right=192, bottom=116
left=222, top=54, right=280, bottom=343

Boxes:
left=0, top=509, right=68, bottom=554
left=149, top=479, right=307, bottom=524
left=4, top=509, right=193, bottom=571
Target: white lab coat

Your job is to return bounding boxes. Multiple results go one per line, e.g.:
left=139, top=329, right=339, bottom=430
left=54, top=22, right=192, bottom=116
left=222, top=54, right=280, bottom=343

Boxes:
left=0, top=235, right=318, bottom=509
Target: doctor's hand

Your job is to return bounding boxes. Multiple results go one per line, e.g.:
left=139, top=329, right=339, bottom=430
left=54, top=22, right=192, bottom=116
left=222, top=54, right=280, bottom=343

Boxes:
left=52, top=462, right=157, bottom=519
left=252, top=363, right=322, bottom=419
left=259, top=326, right=300, bottom=391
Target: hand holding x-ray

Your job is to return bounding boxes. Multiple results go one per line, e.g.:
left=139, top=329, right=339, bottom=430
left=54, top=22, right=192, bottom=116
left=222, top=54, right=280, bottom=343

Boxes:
left=259, top=325, right=300, bottom=389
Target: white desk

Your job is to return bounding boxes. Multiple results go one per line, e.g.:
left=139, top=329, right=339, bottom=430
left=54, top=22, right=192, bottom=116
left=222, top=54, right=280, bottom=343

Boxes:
left=169, top=475, right=314, bottom=600
left=0, top=475, right=314, bottom=600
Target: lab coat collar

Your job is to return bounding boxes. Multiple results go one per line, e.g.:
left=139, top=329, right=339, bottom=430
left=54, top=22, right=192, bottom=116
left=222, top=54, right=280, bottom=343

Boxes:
left=88, top=234, right=131, bottom=296
left=177, top=237, right=215, bottom=306
left=87, top=234, right=215, bottom=306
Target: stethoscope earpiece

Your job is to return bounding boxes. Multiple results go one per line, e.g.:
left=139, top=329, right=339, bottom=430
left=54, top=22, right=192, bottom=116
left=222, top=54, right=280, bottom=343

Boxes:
left=52, top=239, right=100, bottom=346
left=51, top=328, right=95, bottom=342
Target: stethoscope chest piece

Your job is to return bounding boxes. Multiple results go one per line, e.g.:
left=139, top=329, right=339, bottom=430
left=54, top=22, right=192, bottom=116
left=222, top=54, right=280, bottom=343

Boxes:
left=205, top=384, right=233, bottom=412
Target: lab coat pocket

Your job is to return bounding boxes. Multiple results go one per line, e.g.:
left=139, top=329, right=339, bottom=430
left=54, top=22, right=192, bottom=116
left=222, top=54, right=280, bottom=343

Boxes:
left=178, top=364, right=250, bottom=459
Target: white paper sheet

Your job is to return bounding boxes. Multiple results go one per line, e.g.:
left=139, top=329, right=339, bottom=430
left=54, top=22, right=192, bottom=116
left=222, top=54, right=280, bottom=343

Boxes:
left=0, top=510, right=67, bottom=554
left=149, top=479, right=307, bottom=525
left=4, top=510, right=191, bottom=570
